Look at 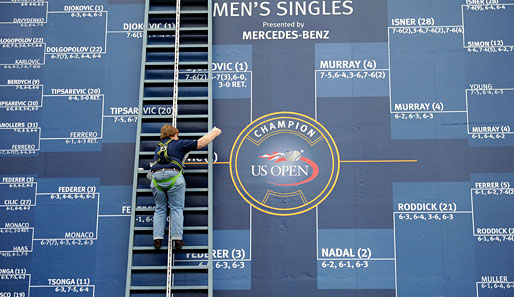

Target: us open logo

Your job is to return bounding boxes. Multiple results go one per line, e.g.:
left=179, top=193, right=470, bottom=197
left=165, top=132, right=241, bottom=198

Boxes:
left=230, top=112, right=340, bottom=216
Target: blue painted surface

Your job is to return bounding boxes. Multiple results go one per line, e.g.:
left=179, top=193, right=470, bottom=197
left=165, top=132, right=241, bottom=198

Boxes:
left=1, top=0, right=514, bottom=296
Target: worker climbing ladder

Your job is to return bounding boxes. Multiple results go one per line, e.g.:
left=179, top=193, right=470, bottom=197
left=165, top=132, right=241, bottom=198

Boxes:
left=125, top=0, right=213, bottom=294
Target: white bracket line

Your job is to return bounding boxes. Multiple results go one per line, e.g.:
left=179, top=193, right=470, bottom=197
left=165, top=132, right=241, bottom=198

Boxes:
left=44, top=11, right=108, bottom=55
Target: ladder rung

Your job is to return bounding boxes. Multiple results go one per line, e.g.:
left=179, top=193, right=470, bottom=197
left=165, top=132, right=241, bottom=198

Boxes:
left=132, top=265, right=208, bottom=271
left=130, top=285, right=208, bottom=291
left=145, top=62, right=208, bottom=66
left=137, top=187, right=208, bottom=193
left=139, top=151, right=207, bottom=156
left=144, top=79, right=208, bottom=84
left=137, top=169, right=207, bottom=176
left=188, top=151, right=208, bottom=154
left=141, top=132, right=205, bottom=137
left=147, top=44, right=208, bottom=49
left=132, top=245, right=208, bottom=251
left=147, top=27, right=208, bottom=32
left=135, top=206, right=208, bottom=212
left=141, top=114, right=208, bottom=119
left=134, top=226, right=208, bottom=232
left=148, top=10, right=208, bottom=15
left=143, top=96, right=208, bottom=101
left=138, top=169, right=207, bottom=175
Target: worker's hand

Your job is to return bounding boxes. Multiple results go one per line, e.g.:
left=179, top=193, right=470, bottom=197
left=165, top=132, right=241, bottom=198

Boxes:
left=212, top=127, right=222, bottom=136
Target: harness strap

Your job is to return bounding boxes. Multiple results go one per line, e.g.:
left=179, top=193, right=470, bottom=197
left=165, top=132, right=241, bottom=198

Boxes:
left=156, top=139, right=174, bottom=164
left=153, top=139, right=185, bottom=192
left=152, top=170, right=183, bottom=192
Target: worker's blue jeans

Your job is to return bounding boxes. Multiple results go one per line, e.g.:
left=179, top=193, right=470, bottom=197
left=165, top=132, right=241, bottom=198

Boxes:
left=151, top=170, right=185, bottom=241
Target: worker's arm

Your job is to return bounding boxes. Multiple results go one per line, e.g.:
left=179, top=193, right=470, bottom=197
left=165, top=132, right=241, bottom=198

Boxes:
left=197, top=127, right=222, bottom=149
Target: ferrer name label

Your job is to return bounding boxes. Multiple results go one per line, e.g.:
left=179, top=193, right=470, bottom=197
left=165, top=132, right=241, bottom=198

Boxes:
left=230, top=112, right=340, bottom=216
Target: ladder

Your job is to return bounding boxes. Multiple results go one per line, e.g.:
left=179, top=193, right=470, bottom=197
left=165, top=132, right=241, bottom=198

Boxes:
left=125, top=0, right=212, bottom=294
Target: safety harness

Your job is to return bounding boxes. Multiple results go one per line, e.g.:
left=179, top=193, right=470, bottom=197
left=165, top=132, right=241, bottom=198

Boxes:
left=152, top=139, right=183, bottom=192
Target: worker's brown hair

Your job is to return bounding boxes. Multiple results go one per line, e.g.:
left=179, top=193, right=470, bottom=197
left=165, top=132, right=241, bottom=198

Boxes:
left=160, top=124, right=179, bottom=139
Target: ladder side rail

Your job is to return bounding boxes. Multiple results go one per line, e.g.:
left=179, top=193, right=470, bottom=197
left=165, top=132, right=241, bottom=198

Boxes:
left=207, top=0, right=213, bottom=293
left=166, top=211, right=174, bottom=296
left=125, top=0, right=151, bottom=295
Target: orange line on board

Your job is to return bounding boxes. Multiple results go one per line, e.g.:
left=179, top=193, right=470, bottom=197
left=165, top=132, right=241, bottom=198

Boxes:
left=340, top=160, right=418, bottom=163
left=184, top=160, right=417, bottom=165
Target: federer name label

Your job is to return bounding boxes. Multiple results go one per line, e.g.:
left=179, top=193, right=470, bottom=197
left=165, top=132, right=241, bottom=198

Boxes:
left=58, top=186, right=88, bottom=193
left=186, top=248, right=247, bottom=260
left=2, top=177, right=34, bottom=183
